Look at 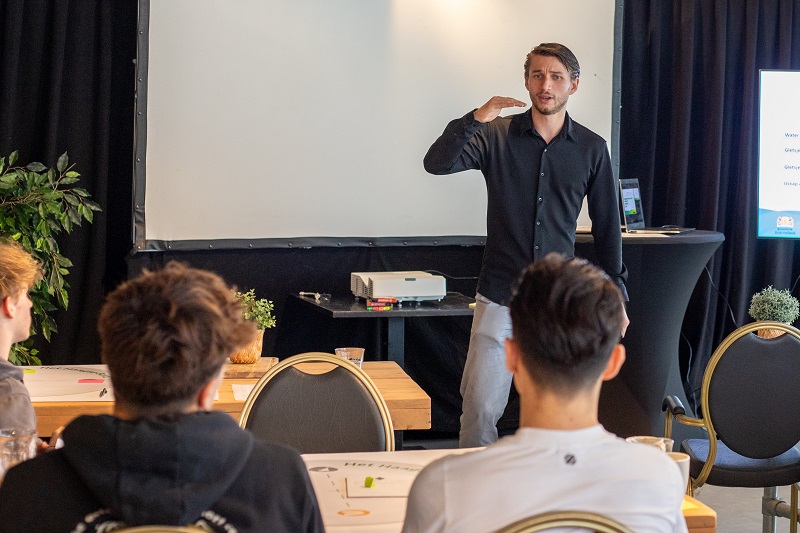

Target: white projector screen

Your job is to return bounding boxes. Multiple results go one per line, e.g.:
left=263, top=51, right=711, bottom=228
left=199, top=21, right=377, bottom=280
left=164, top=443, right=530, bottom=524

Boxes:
left=758, top=70, right=800, bottom=239
left=135, top=0, right=620, bottom=250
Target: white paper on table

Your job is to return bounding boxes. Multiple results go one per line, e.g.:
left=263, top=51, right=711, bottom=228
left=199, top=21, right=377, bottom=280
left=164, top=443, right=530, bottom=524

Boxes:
left=22, top=365, right=115, bottom=401
left=305, top=459, right=424, bottom=527
left=346, top=474, right=415, bottom=498
left=232, top=383, right=256, bottom=401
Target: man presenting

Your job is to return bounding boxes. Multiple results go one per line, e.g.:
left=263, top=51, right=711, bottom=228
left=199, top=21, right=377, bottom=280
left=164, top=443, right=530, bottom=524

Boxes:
left=424, top=43, right=628, bottom=447
left=402, top=254, right=685, bottom=533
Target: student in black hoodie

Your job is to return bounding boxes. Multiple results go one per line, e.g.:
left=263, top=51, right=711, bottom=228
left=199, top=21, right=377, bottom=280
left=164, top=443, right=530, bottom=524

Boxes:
left=0, top=262, right=325, bottom=533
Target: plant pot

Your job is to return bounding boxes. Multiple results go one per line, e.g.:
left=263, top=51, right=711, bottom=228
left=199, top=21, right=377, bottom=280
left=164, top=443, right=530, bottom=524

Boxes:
left=757, top=327, right=787, bottom=339
left=229, top=330, right=264, bottom=364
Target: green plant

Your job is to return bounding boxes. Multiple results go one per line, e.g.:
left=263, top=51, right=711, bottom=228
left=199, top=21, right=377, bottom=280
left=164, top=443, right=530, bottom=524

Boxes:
left=233, top=289, right=276, bottom=330
left=748, top=286, right=800, bottom=324
left=0, top=151, right=100, bottom=365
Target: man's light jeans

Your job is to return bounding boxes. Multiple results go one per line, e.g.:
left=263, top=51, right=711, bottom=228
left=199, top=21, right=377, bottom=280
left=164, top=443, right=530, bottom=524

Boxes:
left=459, top=293, right=513, bottom=448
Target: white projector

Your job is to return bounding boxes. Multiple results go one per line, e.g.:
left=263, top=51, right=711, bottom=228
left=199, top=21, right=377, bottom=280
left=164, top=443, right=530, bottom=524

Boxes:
left=350, top=271, right=446, bottom=302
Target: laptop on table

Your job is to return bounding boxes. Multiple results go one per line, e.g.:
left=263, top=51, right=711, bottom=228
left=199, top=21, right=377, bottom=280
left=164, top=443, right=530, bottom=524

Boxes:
left=619, top=178, right=694, bottom=234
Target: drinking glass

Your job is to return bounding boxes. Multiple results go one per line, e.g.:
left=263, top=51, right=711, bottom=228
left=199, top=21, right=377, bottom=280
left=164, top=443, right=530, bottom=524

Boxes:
left=668, top=451, right=691, bottom=489
left=0, top=428, right=38, bottom=479
left=625, top=435, right=674, bottom=452
left=335, top=347, right=365, bottom=368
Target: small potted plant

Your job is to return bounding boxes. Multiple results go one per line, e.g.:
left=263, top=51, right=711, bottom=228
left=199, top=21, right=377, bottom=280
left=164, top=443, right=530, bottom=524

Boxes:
left=748, top=286, right=800, bottom=338
left=230, top=289, right=276, bottom=363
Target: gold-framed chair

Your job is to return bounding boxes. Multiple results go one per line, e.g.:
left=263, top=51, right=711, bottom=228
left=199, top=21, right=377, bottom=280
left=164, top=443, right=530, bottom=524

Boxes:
left=239, top=352, right=394, bottom=453
left=496, top=511, right=633, bottom=533
left=116, top=527, right=206, bottom=532
left=663, top=321, right=800, bottom=533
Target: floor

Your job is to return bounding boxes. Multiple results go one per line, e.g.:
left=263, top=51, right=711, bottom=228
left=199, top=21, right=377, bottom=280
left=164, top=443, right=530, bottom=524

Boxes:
left=695, top=485, right=793, bottom=533
left=404, top=431, right=796, bottom=533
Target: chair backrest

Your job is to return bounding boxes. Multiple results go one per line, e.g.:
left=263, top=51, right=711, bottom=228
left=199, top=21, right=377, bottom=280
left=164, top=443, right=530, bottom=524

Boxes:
left=702, top=321, right=800, bottom=458
left=238, top=352, right=394, bottom=453
left=116, top=527, right=206, bottom=533
left=496, top=511, right=633, bottom=533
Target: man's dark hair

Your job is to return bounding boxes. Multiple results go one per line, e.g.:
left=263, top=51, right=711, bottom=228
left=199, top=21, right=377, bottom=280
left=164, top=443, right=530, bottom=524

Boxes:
left=508, top=253, right=623, bottom=394
left=524, top=42, right=580, bottom=80
left=98, top=262, right=257, bottom=416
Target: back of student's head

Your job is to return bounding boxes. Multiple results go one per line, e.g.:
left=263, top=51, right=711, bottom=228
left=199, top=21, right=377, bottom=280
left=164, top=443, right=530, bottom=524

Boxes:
left=0, top=239, right=42, bottom=300
left=98, top=262, right=257, bottom=416
left=508, top=253, right=623, bottom=394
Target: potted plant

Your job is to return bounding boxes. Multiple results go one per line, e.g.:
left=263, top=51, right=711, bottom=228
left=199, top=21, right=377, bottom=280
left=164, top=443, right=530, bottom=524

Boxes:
left=0, top=151, right=100, bottom=364
left=748, top=286, right=800, bottom=338
left=230, top=289, right=276, bottom=363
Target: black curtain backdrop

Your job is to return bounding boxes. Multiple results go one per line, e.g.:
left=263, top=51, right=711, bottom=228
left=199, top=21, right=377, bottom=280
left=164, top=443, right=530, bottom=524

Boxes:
left=0, top=0, right=136, bottom=364
left=5, top=0, right=800, bottom=427
left=621, top=0, right=800, bottom=409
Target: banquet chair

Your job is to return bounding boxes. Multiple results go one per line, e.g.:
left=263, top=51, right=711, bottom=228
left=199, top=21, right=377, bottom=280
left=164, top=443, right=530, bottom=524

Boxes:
left=662, top=321, right=800, bottom=533
left=117, top=527, right=206, bottom=532
left=496, top=511, right=633, bottom=533
left=239, top=352, right=394, bottom=453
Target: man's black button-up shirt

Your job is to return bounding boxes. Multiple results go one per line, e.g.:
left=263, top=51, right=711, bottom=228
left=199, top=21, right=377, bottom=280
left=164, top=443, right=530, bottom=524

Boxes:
left=424, top=109, right=628, bottom=305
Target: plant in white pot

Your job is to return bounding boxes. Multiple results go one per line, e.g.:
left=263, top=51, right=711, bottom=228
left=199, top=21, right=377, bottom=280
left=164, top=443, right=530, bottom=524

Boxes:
left=230, top=289, right=276, bottom=363
left=748, top=286, right=800, bottom=338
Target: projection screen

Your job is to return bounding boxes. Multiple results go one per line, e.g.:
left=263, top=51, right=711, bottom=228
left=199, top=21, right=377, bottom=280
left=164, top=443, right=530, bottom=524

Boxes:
left=134, top=0, right=622, bottom=251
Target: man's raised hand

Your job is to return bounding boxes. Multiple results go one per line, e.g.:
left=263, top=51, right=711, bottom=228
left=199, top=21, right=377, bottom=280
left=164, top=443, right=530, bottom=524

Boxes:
left=474, top=96, right=527, bottom=123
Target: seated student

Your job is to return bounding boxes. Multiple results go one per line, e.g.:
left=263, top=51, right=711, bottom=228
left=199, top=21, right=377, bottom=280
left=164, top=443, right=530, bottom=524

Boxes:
left=402, top=254, right=687, bottom=533
left=0, top=262, right=324, bottom=533
left=0, top=240, right=42, bottom=430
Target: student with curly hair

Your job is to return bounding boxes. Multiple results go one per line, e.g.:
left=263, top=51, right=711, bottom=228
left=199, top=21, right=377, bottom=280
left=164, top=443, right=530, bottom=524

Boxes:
left=0, top=262, right=324, bottom=533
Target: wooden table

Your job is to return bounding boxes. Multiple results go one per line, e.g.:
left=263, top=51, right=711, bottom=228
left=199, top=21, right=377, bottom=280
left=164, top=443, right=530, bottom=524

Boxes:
left=31, top=359, right=431, bottom=436
left=682, top=496, right=717, bottom=533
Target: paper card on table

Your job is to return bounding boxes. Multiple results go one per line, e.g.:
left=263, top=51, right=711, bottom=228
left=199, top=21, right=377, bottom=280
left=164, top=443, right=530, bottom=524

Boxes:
left=346, top=474, right=415, bottom=498
left=232, top=383, right=256, bottom=401
left=681, top=500, right=700, bottom=511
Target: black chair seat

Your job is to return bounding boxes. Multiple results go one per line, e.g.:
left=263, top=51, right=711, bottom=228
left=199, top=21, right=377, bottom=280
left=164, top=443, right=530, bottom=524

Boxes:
left=683, top=438, right=800, bottom=488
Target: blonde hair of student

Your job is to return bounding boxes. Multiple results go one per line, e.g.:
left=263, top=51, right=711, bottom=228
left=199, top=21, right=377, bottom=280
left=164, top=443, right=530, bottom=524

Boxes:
left=0, top=239, right=43, bottom=300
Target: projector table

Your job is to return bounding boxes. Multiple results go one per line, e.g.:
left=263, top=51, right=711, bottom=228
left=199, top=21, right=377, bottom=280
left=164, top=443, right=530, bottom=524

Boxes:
left=292, top=292, right=474, bottom=369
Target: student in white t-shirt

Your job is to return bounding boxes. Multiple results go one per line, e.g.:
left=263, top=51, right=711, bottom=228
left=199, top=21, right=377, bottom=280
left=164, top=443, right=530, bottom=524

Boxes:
left=402, top=253, right=687, bottom=533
